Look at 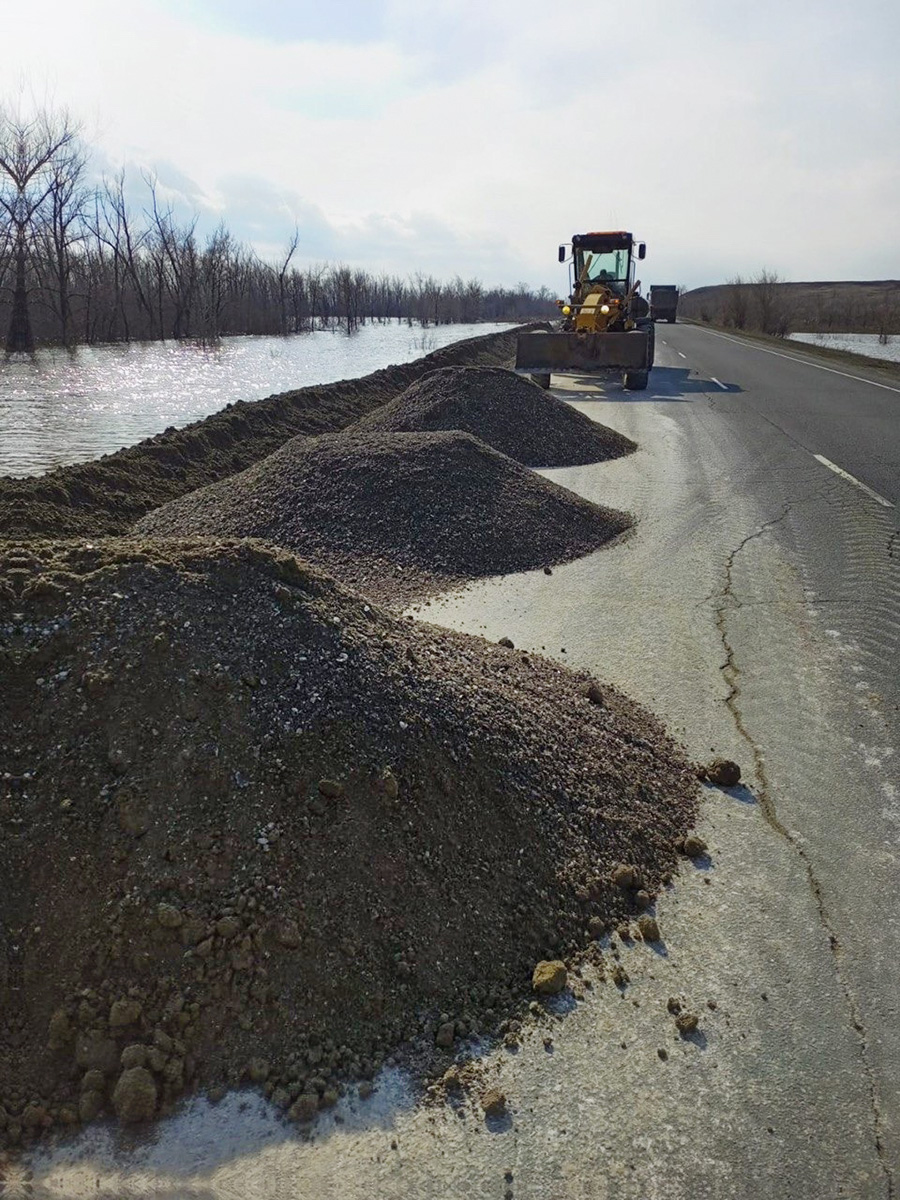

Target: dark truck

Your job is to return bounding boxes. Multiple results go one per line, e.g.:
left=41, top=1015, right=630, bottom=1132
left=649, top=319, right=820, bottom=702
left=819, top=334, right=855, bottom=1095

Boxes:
left=649, top=285, right=679, bottom=323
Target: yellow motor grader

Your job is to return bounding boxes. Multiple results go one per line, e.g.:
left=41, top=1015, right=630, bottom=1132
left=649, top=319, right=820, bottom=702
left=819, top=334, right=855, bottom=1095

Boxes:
left=516, top=230, right=654, bottom=390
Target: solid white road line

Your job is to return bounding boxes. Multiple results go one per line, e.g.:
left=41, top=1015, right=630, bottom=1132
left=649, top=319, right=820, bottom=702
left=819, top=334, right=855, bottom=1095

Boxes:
left=710, top=376, right=729, bottom=390
left=698, top=326, right=900, bottom=394
left=813, top=454, right=895, bottom=508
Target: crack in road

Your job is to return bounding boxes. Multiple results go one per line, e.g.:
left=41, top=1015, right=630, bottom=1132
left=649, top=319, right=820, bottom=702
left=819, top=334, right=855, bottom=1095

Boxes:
left=714, top=508, right=896, bottom=1199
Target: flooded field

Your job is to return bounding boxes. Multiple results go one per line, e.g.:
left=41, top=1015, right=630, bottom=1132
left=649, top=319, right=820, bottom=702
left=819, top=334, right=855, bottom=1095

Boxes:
left=0, top=322, right=512, bottom=477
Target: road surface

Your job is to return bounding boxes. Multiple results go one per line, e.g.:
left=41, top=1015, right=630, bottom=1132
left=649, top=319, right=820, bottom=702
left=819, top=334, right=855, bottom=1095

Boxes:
left=33, top=325, right=900, bottom=1199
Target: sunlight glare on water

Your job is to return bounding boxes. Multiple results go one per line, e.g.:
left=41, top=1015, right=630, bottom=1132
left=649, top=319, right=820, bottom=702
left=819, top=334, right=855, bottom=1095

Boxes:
left=0, top=322, right=512, bottom=478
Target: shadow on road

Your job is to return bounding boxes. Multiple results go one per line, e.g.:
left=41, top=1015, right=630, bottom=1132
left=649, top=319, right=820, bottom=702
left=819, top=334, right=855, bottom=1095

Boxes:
left=561, top=367, right=742, bottom=401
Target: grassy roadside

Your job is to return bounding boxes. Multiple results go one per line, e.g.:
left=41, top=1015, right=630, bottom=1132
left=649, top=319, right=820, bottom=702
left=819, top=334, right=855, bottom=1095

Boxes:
left=681, top=320, right=900, bottom=387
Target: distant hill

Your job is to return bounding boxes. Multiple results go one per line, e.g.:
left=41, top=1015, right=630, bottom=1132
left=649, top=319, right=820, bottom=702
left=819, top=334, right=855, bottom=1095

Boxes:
left=680, top=280, right=900, bottom=335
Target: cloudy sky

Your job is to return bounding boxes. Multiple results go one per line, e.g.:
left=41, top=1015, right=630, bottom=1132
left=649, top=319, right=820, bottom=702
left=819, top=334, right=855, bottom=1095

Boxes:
left=4, top=0, right=898, bottom=291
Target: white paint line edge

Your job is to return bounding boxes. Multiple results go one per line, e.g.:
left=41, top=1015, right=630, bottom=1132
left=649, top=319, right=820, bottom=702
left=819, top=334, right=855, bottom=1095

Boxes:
left=710, top=376, right=729, bottom=390
left=677, top=351, right=687, bottom=359
left=813, top=454, right=895, bottom=508
left=698, top=326, right=900, bottom=394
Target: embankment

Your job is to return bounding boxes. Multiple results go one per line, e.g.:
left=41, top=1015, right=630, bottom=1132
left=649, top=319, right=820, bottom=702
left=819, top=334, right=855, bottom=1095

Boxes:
left=0, top=326, right=531, bottom=540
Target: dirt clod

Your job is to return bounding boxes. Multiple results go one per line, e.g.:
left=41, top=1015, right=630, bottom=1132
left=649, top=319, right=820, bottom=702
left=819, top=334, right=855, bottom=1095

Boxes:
left=532, top=960, right=568, bottom=995
left=482, top=1088, right=507, bottom=1118
left=699, top=758, right=741, bottom=787
left=112, top=1067, right=158, bottom=1123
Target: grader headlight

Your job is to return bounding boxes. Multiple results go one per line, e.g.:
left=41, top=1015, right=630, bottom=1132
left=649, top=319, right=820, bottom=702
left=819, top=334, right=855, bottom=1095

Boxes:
left=562, top=305, right=571, bottom=316
left=600, top=304, right=611, bottom=315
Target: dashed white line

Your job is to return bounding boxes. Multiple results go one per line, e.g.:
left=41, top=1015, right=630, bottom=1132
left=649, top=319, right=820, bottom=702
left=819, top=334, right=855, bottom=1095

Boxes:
left=677, top=351, right=686, bottom=359
left=813, top=454, right=894, bottom=508
left=698, top=326, right=900, bottom=394
left=710, top=376, right=728, bottom=390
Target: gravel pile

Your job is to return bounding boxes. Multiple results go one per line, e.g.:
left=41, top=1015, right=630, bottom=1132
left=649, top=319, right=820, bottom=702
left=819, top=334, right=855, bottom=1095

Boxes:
left=133, top=431, right=632, bottom=605
left=0, top=539, right=698, bottom=1140
left=0, top=327, right=524, bottom=540
left=355, top=366, right=636, bottom=466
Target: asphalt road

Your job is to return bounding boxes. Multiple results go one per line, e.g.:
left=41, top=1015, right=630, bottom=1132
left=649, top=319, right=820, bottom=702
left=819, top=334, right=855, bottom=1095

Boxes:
left=33, top=327, right=900, bottom=1200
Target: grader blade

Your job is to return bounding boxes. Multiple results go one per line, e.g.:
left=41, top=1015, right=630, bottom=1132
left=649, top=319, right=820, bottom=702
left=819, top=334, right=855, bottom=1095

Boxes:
left=515, top=330, right=649, bottom=375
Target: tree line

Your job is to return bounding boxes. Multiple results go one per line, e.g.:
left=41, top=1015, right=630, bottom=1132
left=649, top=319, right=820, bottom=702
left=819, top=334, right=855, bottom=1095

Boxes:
left=0, top=106, right=556, bottom=351
left=679, top=270, right=900, bottom=341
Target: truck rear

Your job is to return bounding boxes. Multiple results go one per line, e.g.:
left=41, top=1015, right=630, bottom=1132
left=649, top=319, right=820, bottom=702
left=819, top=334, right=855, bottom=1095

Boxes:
left=649, top=285, right=679, bottom=324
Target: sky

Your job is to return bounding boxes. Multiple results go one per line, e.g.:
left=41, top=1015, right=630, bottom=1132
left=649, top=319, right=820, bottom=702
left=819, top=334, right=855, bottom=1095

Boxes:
left=2, top=0, right=898, bottom=292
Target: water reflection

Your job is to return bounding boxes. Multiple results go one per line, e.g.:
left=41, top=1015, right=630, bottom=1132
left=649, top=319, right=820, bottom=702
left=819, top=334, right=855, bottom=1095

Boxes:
left=0, top=322, right=512, bottom=477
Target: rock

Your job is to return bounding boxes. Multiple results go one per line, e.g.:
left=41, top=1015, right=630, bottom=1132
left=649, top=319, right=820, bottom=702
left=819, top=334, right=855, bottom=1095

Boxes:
left=207, top=1084, right=227, bottom=1104
left=497, top=637, right=515, bottom=649
left=274, top=918, right=301, bottom=949
left=543, top=567, right=553, bottom=576
left=380, top=768, right=399, bottom=800
left=215, top=916, right=241, bottom=939
left=57, top=1105, right=79, bottom=1125
left=317, top=779, right=344, bottom=798
left=435, top=1021, right=456, bottom=1048
left=634, top=889, right=651, bottom=910
left=482, top=1088, right=506, bottom=1118
left=288, top=1093, right=320, bottom=1123
left=22, top=1103, right=49, bottom=1130
left=611, top=963, right=629, bottom=987
left=702, top=758, right=741, bottom=787
left=81, top=1069, right=107, bottom=1093
left=121, top=1044, right=148, bottom=1069
left=587, top=916, right=605, bottom=939
left=612, top=864, right=639, bottom=890
left=109, top=998, right=143, bottom=1028
left=637, top=915, right=661, bottom=943
left=666, top=996, right=682, bottom=1015
left=682, top=835, right=707, bottom=859
left=248, top=1058, right=270, bottom=1083
left=113, top=1067, right=158, bottom=1123
left=75, top=1031, right=119, bottom=1075
left=532, top=960, right=567, bottom=996
left=78, top=1090, right=104, bottom=1122
left=48, top=1007, right=74, bottom=1051
left=676, top=1012, right=699, bottom=1036
left=586, top=682, right=604, bottom=706
left=156, top=903, right=184, bottom=929
left=321, top=1088, right=339, bottom=1108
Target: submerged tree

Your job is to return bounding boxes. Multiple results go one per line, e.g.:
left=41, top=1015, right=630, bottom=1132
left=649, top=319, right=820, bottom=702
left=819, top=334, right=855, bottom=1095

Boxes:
left=0, top=104, right=85, bottom=351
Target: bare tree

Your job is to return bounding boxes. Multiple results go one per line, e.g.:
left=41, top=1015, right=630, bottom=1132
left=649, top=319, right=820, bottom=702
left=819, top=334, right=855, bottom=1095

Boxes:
left=0, top=104, right=83, bottom=351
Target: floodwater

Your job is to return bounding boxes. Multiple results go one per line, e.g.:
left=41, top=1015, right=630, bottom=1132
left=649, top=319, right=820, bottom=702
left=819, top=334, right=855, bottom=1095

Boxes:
left=0, top=321, right=512, bottom=478
left=788, top=330, right=900, bottom=363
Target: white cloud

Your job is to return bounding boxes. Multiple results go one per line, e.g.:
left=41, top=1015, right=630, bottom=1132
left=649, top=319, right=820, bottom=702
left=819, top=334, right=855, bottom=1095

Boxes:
left=4, top=0, right=898, bottom=288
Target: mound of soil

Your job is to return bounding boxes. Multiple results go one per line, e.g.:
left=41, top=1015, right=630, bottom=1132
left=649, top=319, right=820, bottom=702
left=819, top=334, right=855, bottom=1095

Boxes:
left=355, top=366, right=636, bottom=466
left=133, top=431, right=631, bottom=605
left=0, top=540, right=697, bottom=1140
left=0, top=326, right=526, bottom=541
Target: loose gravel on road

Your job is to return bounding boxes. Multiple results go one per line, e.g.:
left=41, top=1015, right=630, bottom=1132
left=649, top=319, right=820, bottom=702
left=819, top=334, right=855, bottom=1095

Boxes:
left=354, top=366, right=636, bottom=467
left=133, top=430, right=632, bottom=605
left=0, top=539, right=698, bottom=1140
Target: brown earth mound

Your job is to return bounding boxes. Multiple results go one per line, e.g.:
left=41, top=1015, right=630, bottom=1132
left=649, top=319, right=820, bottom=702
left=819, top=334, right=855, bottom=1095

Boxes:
left=0, top=540, right=697, bottom=1140
left=133, top=430, right=632, bottom=604
left=0, top=326, right=525, bottom=541
left=354, top=365, right=636, bottom=466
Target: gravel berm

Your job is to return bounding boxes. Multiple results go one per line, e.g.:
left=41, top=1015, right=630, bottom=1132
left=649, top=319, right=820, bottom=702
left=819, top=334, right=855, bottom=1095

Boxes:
left=133, top=430, right=632, bottom=605
left=354, top=365, right=636, bottom=466
left=0, top=539, right=698, bottom=1139
left=0, top=326, right=530, bottom=540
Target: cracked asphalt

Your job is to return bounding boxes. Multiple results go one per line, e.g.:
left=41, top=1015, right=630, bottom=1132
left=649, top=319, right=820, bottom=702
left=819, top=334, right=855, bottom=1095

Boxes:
left=31, top=327, right=899, bottom=1199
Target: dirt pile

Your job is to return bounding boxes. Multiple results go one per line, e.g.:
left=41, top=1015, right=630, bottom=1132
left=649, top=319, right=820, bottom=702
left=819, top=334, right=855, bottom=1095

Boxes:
left=355, top=365, right=636, bottom=466
left=133, top=430, right=632, bottom=604
left=0, top=326, right=526, bottom=541
left=0, top=540, right=697, bottom=1140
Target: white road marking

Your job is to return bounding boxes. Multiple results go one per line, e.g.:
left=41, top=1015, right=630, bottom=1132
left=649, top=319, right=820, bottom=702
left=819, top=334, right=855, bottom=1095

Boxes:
left=812, top=454, right=895, bottom=508
left=710, top=377, right=728, bottom=390
left=677, top=351, right=687, bottom=359
left=698, top=326, right=900, bottom=394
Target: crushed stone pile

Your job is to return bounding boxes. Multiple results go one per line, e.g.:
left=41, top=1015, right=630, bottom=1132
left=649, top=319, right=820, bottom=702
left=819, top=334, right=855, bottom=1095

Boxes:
left=133, top=430, right=632, bottom=605
left=354, top=365, right=636, bottom=467
left=0, top=540, right=698, bottom=1140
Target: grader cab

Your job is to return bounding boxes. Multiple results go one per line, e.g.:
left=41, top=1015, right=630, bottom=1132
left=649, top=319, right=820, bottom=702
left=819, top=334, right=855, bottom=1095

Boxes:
left=516, top=231, right=655, bottom=390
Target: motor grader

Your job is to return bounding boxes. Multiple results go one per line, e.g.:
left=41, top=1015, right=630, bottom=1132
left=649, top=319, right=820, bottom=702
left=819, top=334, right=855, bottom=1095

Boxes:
left=516, top=231, right=654, bottom=390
